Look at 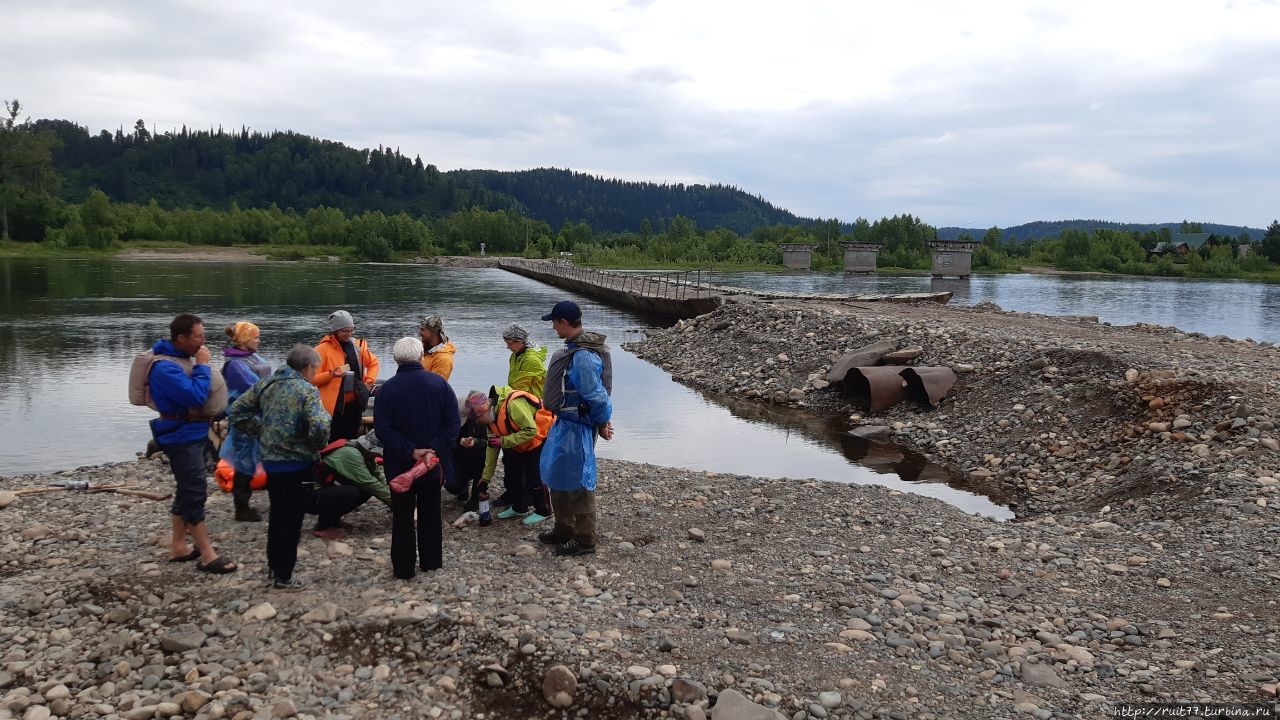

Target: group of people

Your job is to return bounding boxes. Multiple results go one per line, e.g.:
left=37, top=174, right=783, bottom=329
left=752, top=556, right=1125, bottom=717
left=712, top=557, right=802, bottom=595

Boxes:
left=141, top=301, right=613, bottom=588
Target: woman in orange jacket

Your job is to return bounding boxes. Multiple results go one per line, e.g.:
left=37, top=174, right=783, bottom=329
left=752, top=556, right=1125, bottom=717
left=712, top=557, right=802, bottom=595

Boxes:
left=418, top=314, right=456, bottom=381
left=312, top=310, right=380, bottom=441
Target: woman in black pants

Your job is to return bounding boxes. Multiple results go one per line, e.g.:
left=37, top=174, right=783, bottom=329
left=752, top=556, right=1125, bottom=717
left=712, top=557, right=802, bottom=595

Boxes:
left=227, top=344, right=332, bottom=590
left=374, top=337, right=460, bottom=580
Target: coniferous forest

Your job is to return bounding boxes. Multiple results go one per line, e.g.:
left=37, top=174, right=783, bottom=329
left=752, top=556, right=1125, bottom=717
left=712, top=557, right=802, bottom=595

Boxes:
left=2, top=106, right=1279, bottom=278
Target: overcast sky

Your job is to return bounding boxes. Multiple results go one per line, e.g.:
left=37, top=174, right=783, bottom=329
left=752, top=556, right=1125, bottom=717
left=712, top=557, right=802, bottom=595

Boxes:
left=4, top=0, right=1279, bottom=229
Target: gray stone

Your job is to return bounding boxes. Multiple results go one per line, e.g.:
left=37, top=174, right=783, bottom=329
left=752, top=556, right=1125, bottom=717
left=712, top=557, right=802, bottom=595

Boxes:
left=671, top=678, right=707, bottom=704
left=1019, top=661, right=1067, bottom=689
left=711, top=688, right=787, bottom=720
left=300, top=602, right=340, bottom=624
left=542, top=664, right=576, bottom=708
left=826, top=340, right=898, bottom=383
left=848, top=425, right=892, bottom=440
left=159, top=624, right=207, bottom=653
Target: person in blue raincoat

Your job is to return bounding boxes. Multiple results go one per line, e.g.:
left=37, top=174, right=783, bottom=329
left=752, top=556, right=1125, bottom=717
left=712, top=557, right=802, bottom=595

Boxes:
left=536, top=301, right=614, bottom=557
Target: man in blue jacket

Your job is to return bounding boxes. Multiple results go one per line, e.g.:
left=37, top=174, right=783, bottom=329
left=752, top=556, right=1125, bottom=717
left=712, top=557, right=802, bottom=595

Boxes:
left=537, top=301, right=614, bottom=557
left=148, top=313, right=236, bottom=574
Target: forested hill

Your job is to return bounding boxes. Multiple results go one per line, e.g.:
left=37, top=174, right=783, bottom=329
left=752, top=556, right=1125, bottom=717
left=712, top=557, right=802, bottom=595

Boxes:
left=36, top=120, right=808, bottom=234
left=449, top=168, right=805, bottom=235
left=937, top=219, right=1265, bottom=242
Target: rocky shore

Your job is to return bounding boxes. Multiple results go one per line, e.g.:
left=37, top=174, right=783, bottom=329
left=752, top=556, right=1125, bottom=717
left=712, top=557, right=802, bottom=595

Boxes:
left=3, top=295, right=1279, bottom=720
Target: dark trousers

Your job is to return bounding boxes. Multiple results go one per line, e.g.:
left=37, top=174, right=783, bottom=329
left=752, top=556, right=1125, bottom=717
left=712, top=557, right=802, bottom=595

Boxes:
left=306, top=484, right=371, bottom=530
left=232, top=472, right=254, bottom=509
left=265, top=467, right=310, bottom=583
left=549, top=488, right=596, bottom=547
left=390, top=466, right=443, bottom=579
left=453, top=446, right=486, bottom=510
left=165, top=440, right=208, bottom=525
left=505, top=446, right=549, bottom=515
left=329, top=406, right=363, bottom=442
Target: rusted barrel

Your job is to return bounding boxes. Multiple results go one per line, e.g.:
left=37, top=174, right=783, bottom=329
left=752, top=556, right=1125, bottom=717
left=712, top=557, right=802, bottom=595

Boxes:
left=844, top=366, right=908, bottom=412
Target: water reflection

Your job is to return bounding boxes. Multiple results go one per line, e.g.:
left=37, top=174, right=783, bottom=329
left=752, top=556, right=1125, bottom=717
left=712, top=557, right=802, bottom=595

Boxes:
left=702, top=390, right=1012, bottom=519
left=929, top=276, right=971, bottom=303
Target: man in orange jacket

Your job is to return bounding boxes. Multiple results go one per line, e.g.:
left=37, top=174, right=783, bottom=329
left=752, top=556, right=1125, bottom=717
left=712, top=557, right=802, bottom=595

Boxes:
left=312, top=310, right=380, bottom=441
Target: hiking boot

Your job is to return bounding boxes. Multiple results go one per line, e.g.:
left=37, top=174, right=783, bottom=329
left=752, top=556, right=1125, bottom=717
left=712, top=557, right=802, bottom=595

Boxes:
left=234, top=505, right=262, bottom=522
left=553, top=539, right=596, bottom=557
left=272, top=577, right=307, bottom=591
left=538, top=530, right=569, bottom=545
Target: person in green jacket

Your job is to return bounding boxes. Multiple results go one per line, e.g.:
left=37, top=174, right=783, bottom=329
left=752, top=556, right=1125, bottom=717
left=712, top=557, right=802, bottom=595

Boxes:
left=322, top=430, right=391, bottom=507
left=478, top=385, right=552, bottom=525
left=504, top=325, right=547, bottom=399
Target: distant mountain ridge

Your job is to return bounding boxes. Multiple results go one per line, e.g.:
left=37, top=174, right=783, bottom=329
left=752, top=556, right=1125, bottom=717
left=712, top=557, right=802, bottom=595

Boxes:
left=936, top=219, right=1265, bottom=243
left=35, top=118, right=1263, bottom=239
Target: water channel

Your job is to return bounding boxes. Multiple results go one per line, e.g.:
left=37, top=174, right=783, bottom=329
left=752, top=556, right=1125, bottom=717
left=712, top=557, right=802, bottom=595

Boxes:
left=4, top=259, right=1274, bottom=520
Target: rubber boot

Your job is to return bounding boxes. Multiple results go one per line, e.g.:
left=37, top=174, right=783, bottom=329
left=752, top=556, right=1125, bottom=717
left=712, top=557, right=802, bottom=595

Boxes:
left=232, top=472, right=261, bottom=522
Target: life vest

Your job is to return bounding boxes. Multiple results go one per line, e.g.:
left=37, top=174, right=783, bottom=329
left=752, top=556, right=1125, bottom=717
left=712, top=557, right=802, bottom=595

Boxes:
left=129, top=351, right=228, bottom=421
left=215, top=458, right=268, bottom=492
left=488, top=390, right=555, bottom=452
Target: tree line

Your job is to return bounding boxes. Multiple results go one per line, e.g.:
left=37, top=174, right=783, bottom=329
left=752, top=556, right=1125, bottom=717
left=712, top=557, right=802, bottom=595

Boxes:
left=2, top=101, right=1278, bottom=276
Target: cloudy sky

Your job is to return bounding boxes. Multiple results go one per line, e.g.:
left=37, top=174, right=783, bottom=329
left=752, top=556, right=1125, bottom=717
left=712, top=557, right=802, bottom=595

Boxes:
left=4, top=0, right=1279, bottom=228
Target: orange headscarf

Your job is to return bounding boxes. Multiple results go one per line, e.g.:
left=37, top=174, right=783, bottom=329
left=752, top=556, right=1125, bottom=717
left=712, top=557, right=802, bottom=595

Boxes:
left=228, top=321, right=259, bottom=347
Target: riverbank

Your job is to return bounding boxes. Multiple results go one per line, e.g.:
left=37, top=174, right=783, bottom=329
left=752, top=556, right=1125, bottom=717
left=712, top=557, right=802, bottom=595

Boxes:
left=626, top=295, right=1279, bottom=517
left=2, top=272, right=1279, bottom=719
left=2, top=446, right=1277, bottom=720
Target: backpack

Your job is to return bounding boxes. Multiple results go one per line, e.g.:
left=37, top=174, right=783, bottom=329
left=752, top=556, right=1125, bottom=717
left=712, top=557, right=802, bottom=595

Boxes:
left=129, top=350, right=229, bottom=420
left=491, top=390, right=555, bottom=452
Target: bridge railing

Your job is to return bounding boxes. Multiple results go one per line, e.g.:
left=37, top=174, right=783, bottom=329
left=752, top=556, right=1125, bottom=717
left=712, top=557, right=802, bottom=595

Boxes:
left=500, top=259, right=714, bottom=301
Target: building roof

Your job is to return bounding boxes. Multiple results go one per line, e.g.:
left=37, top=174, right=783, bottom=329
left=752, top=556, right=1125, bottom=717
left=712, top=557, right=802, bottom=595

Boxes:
left=1175, top=233, right=1211, bottom=249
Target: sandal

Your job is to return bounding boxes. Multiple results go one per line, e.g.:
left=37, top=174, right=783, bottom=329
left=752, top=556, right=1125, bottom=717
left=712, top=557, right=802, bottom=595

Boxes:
left=168, top=548, right=201, bottom=563
left=196, top=556, right=238, bottom=574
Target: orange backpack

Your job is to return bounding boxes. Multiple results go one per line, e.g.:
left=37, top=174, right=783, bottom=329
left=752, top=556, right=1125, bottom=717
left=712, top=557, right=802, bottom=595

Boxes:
left=490, top=390, right=555, bottom=452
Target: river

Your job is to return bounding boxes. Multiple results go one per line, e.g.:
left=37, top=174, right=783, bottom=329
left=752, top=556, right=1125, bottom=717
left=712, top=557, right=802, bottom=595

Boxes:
left=0, top=258, right=1012, bottom=518
left=6, top=259, right=1273, bottom=519
left=711, top=271, right=1280, bottom=343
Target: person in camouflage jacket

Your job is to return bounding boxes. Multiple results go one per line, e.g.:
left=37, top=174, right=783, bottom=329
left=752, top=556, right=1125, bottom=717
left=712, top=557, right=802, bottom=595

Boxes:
left=228, top=344, right=331, bottom=590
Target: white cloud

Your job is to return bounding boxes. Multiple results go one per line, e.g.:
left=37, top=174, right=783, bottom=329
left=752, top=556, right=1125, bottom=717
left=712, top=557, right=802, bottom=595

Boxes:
left=1, top=0, right=1278, bottom=227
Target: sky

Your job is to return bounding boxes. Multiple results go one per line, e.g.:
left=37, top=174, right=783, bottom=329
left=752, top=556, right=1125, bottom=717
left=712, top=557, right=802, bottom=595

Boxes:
left=3, top=0, right=1279, bottom=229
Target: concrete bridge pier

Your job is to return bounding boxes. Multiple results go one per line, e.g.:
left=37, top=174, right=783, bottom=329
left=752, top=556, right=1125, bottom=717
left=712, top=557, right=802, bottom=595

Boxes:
left=841, top=242, right=881, bottom=273
left=928, top=241, right=979, bottom=278
left=780, top=243, right=817, bottom=270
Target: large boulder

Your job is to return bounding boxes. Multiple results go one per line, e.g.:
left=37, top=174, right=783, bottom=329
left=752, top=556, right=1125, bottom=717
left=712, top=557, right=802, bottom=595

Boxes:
left=826, top=340, right=897, bottom=383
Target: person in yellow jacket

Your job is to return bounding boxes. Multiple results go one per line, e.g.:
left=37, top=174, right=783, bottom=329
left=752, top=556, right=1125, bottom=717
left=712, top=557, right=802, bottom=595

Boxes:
left=478, top=385, right=553, bottom=526
left=419, top=315, right=456, bottom=381
left=503, top=324, right=547, bottom=398
left=312, top=310, right=380, bottom=442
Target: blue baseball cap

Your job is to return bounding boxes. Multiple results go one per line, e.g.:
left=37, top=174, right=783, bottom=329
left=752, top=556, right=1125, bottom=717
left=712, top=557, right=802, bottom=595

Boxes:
left=541, top=300, right=582, bottom=322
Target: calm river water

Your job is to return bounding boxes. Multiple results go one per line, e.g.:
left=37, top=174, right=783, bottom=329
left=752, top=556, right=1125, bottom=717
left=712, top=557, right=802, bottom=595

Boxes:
left=713, top=271, right=1280, bottom=343
left=0, top=258, right=1011, bottom=518
left=6, top=260, right=1274, bottom=519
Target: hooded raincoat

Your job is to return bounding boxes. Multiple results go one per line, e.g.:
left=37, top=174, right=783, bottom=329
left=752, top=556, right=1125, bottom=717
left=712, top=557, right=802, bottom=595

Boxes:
left=422, top=341, right=457, bottom=381
left=508, top=345, right=548, bottom=398
left=539, top=334, right=612, bottom=492
left=219, top=347, right=274, bottom=474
